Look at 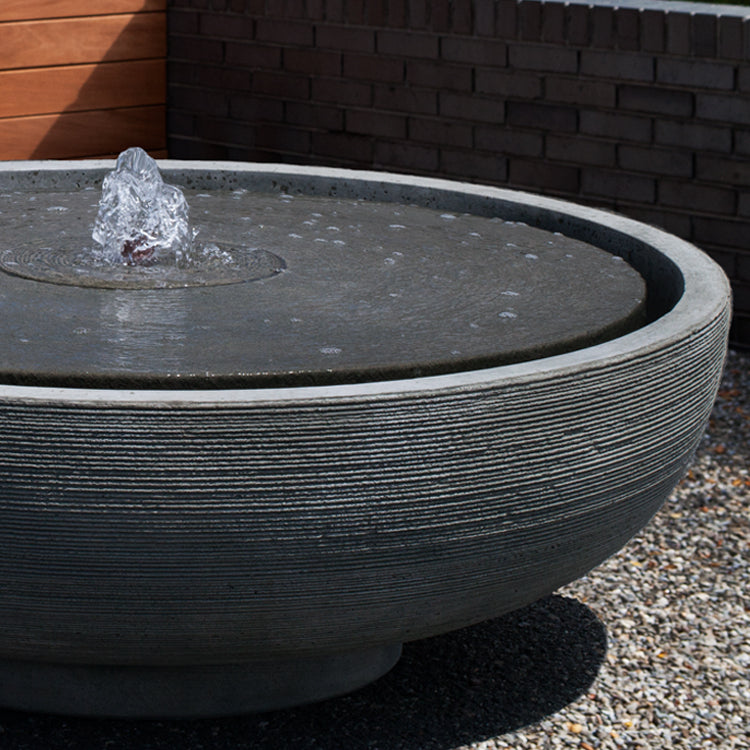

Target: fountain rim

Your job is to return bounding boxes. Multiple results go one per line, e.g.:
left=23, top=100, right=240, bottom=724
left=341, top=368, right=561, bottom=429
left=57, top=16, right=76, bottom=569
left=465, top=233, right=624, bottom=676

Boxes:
left=0, top=159, right=730, bottom=405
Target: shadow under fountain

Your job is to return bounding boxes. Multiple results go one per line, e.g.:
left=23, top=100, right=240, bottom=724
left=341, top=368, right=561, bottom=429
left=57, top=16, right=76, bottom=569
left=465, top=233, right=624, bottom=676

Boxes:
left=0, top=594, right=607, bottom=750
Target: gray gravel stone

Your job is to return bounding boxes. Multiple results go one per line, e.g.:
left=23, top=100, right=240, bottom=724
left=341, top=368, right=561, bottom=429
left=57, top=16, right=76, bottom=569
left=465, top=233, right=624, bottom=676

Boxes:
left=0, top=349, right=746, bottom=749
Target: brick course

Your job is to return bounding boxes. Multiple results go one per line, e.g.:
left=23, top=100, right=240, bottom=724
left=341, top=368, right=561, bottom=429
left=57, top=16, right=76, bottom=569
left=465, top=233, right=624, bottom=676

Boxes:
left=167, top=0, right=750, bottom=346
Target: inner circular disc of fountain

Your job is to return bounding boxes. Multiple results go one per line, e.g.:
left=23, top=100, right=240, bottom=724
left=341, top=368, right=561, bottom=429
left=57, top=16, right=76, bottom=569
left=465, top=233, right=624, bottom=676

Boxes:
left=0, top=243, right=285, bottom=290
left=0, top=186, right=647, bottom=389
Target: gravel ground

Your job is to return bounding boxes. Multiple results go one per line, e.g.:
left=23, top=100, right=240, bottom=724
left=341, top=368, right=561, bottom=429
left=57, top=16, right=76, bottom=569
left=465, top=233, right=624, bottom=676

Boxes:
left=0, top=350, right=747, bottom=750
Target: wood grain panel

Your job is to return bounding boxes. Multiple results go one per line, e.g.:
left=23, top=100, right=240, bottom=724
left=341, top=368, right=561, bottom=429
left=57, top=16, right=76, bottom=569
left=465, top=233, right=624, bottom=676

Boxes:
left=0, top=106, right=165, bottom=160
left=0, top=59, right=165, bottom=119
left=0, top=2, right=167, bottom=159
left=0, top=14, right=166, bottom=71
left=0, top=1, right=165, bottom=22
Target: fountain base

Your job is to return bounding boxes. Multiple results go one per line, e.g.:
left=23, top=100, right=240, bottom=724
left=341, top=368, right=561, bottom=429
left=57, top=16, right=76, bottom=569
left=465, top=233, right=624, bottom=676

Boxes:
left=0, top=644, right=402, bottom=717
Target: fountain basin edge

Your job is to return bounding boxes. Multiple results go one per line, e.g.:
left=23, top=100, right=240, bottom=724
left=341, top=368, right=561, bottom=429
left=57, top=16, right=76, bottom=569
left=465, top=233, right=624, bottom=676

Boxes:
left=0, top=161, right=731, bottom=717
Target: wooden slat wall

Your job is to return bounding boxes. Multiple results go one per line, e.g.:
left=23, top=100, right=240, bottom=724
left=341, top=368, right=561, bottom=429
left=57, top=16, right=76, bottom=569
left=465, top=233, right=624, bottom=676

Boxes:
left=0, top=1, right=166, bottom=160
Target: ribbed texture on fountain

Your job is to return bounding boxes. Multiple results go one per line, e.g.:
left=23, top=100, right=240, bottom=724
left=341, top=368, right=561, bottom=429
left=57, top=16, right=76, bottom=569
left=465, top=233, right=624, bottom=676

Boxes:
left=0, top=303, right=729, bottom=665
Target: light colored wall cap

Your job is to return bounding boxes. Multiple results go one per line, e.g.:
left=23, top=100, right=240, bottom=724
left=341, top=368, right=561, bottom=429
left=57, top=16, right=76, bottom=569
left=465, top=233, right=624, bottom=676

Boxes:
left=560, top=0, right=750, bottom=18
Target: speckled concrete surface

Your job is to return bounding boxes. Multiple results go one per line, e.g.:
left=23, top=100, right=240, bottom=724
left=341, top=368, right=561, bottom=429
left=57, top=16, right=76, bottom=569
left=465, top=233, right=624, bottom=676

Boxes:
left=0, top=349, right=746, bottom=749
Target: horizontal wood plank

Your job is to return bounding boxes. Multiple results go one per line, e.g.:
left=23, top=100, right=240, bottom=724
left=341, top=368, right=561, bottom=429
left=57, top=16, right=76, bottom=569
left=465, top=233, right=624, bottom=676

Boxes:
left=0, top=14, right=166, bottom=71
left=0, top=106, right=165, bottom=160
left=0, top=1, right=165, bottom=22
left=0, top=59, right=165, bottom=119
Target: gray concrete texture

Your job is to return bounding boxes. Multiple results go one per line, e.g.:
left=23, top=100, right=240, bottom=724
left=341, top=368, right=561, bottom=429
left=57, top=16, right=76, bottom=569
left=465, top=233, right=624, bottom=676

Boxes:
left=0, top=161, right=732, bottom=716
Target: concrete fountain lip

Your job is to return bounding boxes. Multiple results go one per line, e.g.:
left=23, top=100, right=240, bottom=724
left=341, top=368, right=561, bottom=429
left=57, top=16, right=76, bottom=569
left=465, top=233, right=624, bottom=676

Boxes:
left=0, top=159, right=728, bottom=403
left=0, top=160, right=731, bottom=718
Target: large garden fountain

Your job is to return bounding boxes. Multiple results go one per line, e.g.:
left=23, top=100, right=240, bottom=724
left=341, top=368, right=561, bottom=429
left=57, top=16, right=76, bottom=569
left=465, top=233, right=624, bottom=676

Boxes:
left=0, top=150, right=731, bottom=717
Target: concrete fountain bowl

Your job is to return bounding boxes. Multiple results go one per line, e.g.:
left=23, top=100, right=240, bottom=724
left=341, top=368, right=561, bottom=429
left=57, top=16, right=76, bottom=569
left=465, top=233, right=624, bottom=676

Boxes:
left=0, top=161, right=731, bottom=717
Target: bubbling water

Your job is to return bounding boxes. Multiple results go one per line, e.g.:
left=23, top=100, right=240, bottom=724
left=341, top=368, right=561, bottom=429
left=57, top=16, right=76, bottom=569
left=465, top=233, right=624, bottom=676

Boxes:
left=92, top=147, right=192, bottom=266
left=0, top=148, right=285, bottom=288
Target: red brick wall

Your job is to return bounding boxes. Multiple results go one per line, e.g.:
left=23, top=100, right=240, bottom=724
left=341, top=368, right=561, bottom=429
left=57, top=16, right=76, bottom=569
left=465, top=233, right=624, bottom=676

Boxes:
left=167, top=0, right=750, bottom=346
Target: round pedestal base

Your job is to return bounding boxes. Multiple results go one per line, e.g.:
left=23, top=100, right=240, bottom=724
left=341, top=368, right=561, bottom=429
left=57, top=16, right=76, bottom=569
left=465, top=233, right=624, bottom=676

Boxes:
left=0, top=644, right=402, bottom=718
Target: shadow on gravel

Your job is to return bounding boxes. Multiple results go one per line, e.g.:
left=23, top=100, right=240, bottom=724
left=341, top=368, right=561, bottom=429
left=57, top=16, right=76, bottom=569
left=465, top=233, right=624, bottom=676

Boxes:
left=0, top=594, right=607, bottom=750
